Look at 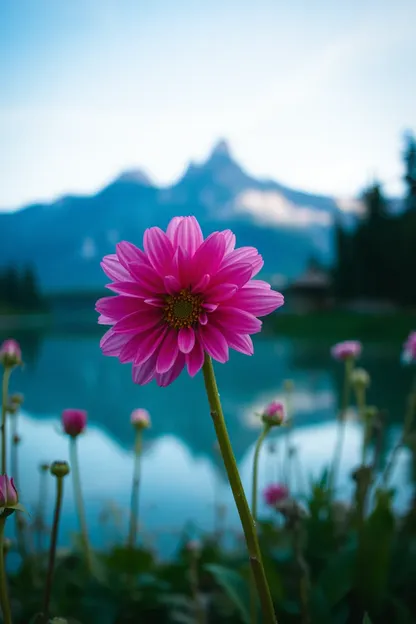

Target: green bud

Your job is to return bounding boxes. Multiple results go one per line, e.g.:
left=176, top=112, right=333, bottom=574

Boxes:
left=50, top=461, right=70, bottom=478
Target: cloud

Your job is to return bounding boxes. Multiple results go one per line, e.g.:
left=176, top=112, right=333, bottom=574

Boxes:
left=235, top=189, right=332, bottom=228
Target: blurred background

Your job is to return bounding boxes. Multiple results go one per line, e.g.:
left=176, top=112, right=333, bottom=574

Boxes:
left=0, top=0, right=415, bottom=555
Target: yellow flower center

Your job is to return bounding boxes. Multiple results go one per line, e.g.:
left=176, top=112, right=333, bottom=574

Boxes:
left=164, top=289, right=202, bottom=329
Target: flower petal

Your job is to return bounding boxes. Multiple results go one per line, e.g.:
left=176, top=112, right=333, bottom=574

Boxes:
left=214, top=307, right=262, bottom=334
left=220, top=247, right=263, bottom=277
left=106, top=281, right=148, bottom=298
left=186, top=339, right=205, bottom=377
left=221, top=331, right=254, bottom=355
left=199, top=324, right=229, bottom=363
left=100, top=329, right=132, bottom=356
left=101, top=255, right=130, bottom=281
left=95, top=295, right=142, bottom=319
left=164, top=275, right=182, bottom=295
left=228, top=288, right=284, bottom=316
left=204, top=283, right=238, bottom=303
left=143, top=227, right=174, bottom=275
left=173, top=216, right=204, bottom=256
left=132, top=352, right=158, bottom=385
left=116, top=241, right=149, bottom=270
left=191, top=232, right=226, bottom=282
left=112, top=310, right=161, bottom=334
left=128, top=263, right=165, bottom=293
left=119, top=334, right=143, bottom=363
left=134, top=325, right=169, bottom=366
left=156, top=330, right=179, bottom=374
left=199, top=312, right=208, bottom=325
left=98, top=314, right=114, bottom=325
left=192, top=273, right=211, bottom=293
left=178, top=327, right=195, bottom=354
left=222, top=229, right=236, bottom=254
left=155, top=353, right=185, bottom=387
left=210, top=263, right=252, bottom=289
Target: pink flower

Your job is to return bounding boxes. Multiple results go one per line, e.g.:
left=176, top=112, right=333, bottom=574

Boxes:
left=262, top=401, right=285, bottom=426
left=62, top=409, right=87, bottom=437
left=0, top=475, right=18, bottom=509
left=96, top=216, right=284, bottom=387
left=131, top=408, right=151, bottom=429
left=402, top=331, right=416, bottom=365
left=0, top=339, right=22, bottom=367
left=331, top=340, right=362, bottom=361
left=263, top=483, right=289, bottom=507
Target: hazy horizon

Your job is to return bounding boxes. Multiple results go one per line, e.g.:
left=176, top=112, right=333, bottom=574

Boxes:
left=1, top=0, right=415, bottom=211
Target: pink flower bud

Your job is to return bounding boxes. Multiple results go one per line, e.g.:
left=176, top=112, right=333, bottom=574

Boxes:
left=0, top=339, right=22, bottom=368
left=130, top=408, right=151, bottom=430
left=62, top=409, right=87, bottom=437
left=263, top=483, right=289, bottom=507
left=331, top=340, right=362, bottom=361
left=402, top=331, right=416, bottom=365
left=0, top=475, right=19, bottom=509
left=262, top=401, right=285, bottom=426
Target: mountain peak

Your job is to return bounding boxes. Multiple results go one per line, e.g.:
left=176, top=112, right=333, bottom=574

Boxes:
left=209, top=139, right=232, bottom=160
left=114, top=169, right=153, bottom=186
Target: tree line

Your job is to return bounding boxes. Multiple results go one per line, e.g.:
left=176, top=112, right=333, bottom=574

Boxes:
left=0, top=265, right=47, bottom=313
left=333, top=132, right=416, bottom=306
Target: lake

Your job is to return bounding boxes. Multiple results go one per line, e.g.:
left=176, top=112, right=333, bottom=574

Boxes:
left=0, top=327, right=413, bottom=559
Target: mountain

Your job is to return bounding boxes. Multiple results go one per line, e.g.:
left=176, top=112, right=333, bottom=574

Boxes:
left=0, top=140, right=347, bottom=292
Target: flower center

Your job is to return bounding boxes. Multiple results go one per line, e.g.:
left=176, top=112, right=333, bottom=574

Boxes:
left=164, top=289, right=202, bottom=329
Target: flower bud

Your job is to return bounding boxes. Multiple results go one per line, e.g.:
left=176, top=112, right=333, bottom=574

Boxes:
left=130, top=408, right=151, bottom=430
left=62, top=409, right=87, bottom=437
left=331, top=340, right=362, bottom=361
left=0, top=339, right=22, bottom=368
left=263, top=483, right=289, bottom=507
left=50, top=461, right=70, bottom=478
left=402, top=331, right=416, bottom=364
left=2, top=538, right=12, bottom=555
left=0, top=475, right=19, bottom=510
left=12, top=434, right=21, bottom=445
left=9, top=393, right=24, bottom=406
left=262, top=401, right=285, bottom=427
left=185, top=539, right=201, bottom=555
left=39, top=462, right=50, bottom=473
left=50, top=619, right=68, bottom=624
left=283, top=379, right=295, bottom=392
left=350, top=368, right=370, bottom=389
left=6, top=403, right=18, bottom=415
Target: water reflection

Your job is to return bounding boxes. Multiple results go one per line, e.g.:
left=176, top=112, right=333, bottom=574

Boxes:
left=1, top=329, right=413, bottom=555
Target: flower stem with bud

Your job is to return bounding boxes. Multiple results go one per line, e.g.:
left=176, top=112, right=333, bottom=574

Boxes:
left=1, top=367, right=11, bottom=474
left=128, top=428, right=142, bottom=548
left=69, top=437, right=92, bottom=571
left=330, top=357, right=354, bottom=495
left=43, top=463, right=68, bottom=623
left=202, top=354, right=277, bottom=624
left=250, top=423, right=271, bottom=623
left=0, top=514, right=12, bottom=624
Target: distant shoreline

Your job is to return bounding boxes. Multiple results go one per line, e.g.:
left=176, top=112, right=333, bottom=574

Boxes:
left=1, top=308, right=414, bottom=342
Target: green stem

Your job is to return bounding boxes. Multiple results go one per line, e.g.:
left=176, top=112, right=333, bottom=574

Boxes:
left=292, top=520, right=311, bottom=624
left=382, top=374, right=416, bottom=486
left=201, top=355, right=277, bottom=624
left=189, top=552, right=204, bottom=624
left=69, top=437, right=93, bottom=571
left=355, top=387, right=367, bottom=465
left=251, top=425, right=270, bottom=521
left=250, top=424, right=270, bottom=624
left=128, top=429, right=142, bottom=548
left=284, top=383, right=294, bottom=489
left=37, top=470, right=48, bottom=554
left=0, top=516, right=12, bottom=624
left=329, top=358, right=353, bottom=494
left=10, top=416, right=27, bottom=560
left=1, top=367, right=11, bottom=474
left=42, top=477, right=63, bottom=623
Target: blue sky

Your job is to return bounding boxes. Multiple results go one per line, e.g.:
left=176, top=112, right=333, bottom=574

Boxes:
left=1, top=0, right=415, bottom=210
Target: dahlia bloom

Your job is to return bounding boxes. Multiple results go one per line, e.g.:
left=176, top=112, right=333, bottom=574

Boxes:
left=263, top=483, right=289, bottom=507
left=62, top=409, right=87, bottom=437
left=0, top=475, right=19, bottom=510
left=331, top=340, right=362, bottom=361
left=96, top=216, right=284, bottom=387
left=0, top=339, right=22, bottom=368
left=402, top=331, right=416, bottom=365
left=131, top=408, right=151, bottom=429
left=262, top=400, right=285, bottom=426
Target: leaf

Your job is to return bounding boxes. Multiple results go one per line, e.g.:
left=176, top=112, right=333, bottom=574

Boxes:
left=317, top=547, right=355, bottom=607
left=205, top=563, right=250, bottom=624
left=363, top=613, right=373, bottom=624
